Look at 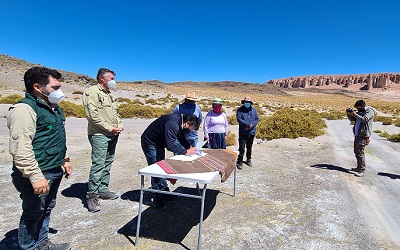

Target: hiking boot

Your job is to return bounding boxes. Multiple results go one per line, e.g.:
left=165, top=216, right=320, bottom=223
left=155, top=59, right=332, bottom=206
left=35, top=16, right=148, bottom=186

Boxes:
left=36, top=238, right=71, bottom=250
left=244, top=160, right=252, bottom=167
left=99, top=191, right=119, bottom=200
left=237, top=162, right=243, bottom=170
left=151, top=198, right=167, bottom=211
left=354, top=171, right=365, bottom=177
left=87, top=197, right=100, bottom=213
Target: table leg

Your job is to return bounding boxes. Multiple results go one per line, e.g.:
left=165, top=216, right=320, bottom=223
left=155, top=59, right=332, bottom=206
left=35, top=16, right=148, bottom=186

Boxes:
left=135, top=175, right=145, bottom=246
left=233, top=164, right=237, bottom=197
left=197, top=183, right=207, bottom=250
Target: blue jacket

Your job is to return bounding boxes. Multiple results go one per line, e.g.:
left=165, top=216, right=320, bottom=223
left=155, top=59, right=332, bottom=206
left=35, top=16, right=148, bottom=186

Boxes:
left=236, top=105, right=259, bottom=136
left=172, top=102, right=202, bottom=144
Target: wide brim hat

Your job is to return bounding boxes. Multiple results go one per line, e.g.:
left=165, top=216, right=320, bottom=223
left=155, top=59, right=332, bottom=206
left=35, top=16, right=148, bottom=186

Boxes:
left=212, top=98, right=223, bottom=104
left=241, top=96, right=253, bottom=104
left=185, top=92, right=197, bottom=101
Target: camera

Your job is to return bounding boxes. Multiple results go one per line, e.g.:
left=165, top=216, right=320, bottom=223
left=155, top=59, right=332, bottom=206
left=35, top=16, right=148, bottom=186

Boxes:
left=346, top=107, right=354, bottom=113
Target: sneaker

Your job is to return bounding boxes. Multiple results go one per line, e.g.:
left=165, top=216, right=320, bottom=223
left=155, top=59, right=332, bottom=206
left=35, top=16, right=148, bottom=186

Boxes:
left=151, top=198, right=167, bottom=211
left=349, top=167, right=360, bottom=172
left=87, top=197, right=100, bottom=213
left=244, top=160, right=252, bottom=167
left=354, top=171, right=365, bottom=177
left=237, top=162, right=243, bottom=170
left=36, top=238, right=71, bottom=250
left=99, top=191, right=119, bottom=200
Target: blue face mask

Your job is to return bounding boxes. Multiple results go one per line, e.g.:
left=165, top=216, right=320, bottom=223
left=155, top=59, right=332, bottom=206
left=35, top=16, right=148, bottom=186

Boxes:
left=244, top=103, right=251, bottom=108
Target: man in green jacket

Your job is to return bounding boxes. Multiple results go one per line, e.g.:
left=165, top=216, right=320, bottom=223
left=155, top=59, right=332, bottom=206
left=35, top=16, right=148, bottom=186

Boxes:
left=7, top=67, right=72, bottom=250
left=83, top=68, right=123, bottom=212
left=346, top=99, right=375, bottom=177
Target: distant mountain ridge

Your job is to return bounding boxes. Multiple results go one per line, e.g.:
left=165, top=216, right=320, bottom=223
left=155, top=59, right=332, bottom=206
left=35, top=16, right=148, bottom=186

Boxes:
left=1, top=54, right=399, bottom=92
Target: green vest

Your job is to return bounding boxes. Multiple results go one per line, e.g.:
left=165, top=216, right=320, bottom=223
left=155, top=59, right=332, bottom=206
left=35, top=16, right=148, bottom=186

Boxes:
left=18, top=93, right=67, bottom=171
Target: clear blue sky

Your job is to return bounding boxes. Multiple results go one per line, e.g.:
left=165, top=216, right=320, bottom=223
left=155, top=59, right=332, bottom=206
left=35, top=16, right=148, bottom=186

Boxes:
left=1, top=0, right=399, bottom=83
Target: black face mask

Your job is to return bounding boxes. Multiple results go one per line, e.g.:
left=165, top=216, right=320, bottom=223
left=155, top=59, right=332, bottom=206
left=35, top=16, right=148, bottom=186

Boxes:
left=183, top=128, right=191, bottom=134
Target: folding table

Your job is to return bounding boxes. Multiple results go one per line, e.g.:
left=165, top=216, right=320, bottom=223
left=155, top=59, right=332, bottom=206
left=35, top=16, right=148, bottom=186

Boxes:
left=135, top=154, right=237, bottom=250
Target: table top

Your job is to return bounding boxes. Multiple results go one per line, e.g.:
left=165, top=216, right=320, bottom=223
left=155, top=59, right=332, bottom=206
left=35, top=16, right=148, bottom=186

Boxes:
left=138, top=154, right=220, bottom=184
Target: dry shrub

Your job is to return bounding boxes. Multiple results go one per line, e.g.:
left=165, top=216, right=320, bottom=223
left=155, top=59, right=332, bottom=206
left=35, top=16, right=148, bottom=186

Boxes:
left=379, top=132, right=400, bottom=142
left=72, top=90, right=83, bottom=95
left=226, top=131, right=236, bottom=146
left=145, top=98, right=159, bottom=105
left=375, top=116, right=393, bottom=125
left=227, top=114, right=238, bottom=125
left=59, top=101, right=85, bottom=118
left=394, top=118, right=400, bottom=127
left=119, top=103, right=171, bottom=118
left=118, top=97, right=132, bottom=103
left=256, top=108, right=326, bottom=140
left=0, top=94, right=23, bottom=104
left=320, top=110, right=346, bottom=120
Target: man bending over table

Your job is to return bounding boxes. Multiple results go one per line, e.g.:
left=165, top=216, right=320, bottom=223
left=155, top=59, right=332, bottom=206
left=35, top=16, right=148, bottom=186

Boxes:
left=141, top=114, right=199, bottom=210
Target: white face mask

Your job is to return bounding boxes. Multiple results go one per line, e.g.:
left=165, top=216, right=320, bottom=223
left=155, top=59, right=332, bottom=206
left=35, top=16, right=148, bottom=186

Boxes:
left=107, top=80, right=117, bottom=91
left=47, top=89, right=65, bottom=104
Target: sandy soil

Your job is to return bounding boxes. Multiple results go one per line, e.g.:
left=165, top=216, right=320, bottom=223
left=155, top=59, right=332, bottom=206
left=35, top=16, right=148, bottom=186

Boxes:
left=1, top=103, right=400, bottom=250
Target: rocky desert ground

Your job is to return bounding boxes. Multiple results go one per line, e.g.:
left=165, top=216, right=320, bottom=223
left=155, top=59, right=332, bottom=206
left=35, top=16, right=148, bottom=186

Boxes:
left=1, top=101, right=400, bottom=250
left=1, top=55, right=400, bottom=249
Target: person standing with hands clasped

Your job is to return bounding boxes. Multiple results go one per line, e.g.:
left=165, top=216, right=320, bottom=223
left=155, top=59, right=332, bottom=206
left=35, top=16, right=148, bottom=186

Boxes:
left=7, top=67, right=72, bottom=250
left=236, top=96, right=259, bottom=169
left=83, top=68, right=123, bottom=212
left=346, top=99, right=375, bottom=177
left=204, top=98, right=228, bottom=149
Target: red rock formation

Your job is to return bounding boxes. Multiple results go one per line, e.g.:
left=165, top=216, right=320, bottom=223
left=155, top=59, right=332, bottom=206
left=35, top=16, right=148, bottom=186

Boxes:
left=266, top=73, right=400, bottom=90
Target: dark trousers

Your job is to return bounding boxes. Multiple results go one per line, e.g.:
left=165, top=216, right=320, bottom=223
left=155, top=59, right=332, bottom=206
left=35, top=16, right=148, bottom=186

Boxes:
left=141, top=142, right=167, bottom=200
left=208, top=133, right=226, bottom=149
left=237, top=134, right=255, bottom=163
left=11, top=166, right=63, bottom=250
left=354, top=136, right=366, bottom=171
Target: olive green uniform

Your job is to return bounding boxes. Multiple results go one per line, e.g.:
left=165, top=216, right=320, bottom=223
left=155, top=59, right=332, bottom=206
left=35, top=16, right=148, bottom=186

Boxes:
left=83, top=84, right=122, bottom=196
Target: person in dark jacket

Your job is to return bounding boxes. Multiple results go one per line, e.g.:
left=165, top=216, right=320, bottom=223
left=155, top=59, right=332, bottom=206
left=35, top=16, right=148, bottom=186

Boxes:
left=141, top=114, right=199, bottom=209
left=236, top=96, right=259, bottom=169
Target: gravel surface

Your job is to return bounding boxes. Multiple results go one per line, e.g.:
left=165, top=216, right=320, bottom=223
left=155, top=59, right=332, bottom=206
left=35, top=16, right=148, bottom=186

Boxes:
left=1, top=104, right=400, bottom=250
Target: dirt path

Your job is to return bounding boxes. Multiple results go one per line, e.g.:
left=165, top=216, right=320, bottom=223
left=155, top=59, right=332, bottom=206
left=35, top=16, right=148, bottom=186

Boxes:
left=326, top=120, right=400, bottom=249
left=0, top=103, right=399, bottom=249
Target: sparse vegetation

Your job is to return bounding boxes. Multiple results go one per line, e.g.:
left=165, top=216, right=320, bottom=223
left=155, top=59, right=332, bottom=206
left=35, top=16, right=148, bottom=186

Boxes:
left=0, top=94, right=23, bottom=104
left=256, top=108, right=326, bottom=140
left=226, top=131, right=236, bottom=146
left=375, top=116, right=393, bottom=125
left=378, top=131, right=400, bottom=142
left=394, top=118, right=400, bottom=127
left=320, top=110, right=346, bottom=120
left=59, top=101, right=85, bottom=117
left=72, top=90, right=83, bottom=95
left=227, top=114, right=238, bottom=125
left=119, top=103, right=172, bottom=118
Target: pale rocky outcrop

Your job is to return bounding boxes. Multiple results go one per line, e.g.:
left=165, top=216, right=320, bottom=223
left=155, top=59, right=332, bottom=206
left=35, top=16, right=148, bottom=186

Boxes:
left=266, top=73, right=400, bottom=90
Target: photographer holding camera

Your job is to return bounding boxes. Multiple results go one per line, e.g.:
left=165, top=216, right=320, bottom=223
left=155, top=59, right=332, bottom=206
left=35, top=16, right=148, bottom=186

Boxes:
left=346, top=100, right=375, bottom=177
